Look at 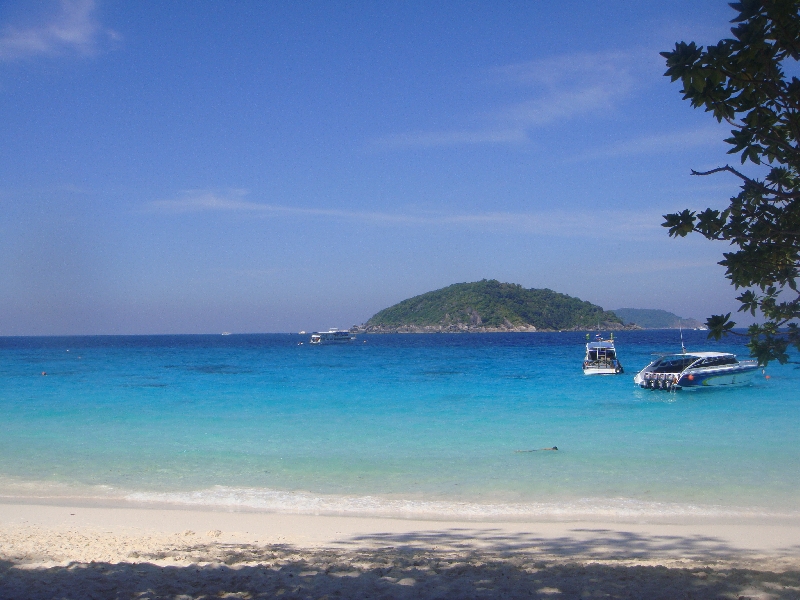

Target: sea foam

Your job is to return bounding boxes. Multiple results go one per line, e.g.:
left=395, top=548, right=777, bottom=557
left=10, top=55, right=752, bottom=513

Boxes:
left=124, top=486, right=795, bottom=522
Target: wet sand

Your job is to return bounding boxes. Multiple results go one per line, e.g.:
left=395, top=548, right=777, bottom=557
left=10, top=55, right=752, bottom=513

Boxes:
left=2, top=502, right=799, bottom=599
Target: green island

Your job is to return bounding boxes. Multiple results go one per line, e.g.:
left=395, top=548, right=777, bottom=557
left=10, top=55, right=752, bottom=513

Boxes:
left=360, top=280, right=627, bottom=333
left=611, top=308, right=703, bottom=330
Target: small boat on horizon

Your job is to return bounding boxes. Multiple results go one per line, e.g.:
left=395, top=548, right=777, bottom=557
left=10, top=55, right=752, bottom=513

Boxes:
left=309, top=329, right=356, bottom=345
left=583, top=333, right=624, bottom=375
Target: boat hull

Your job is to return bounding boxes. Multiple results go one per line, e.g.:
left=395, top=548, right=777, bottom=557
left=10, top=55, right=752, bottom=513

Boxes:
left=676, top=365, right=760, bottom=388
left=635, top=364, right=760, bottom=390
left=583, top=366, right=622, bottom=375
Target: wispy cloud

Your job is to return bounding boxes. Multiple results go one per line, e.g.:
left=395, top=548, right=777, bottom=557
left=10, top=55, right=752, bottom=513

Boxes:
left=145, top=191, right=423, bottom=224
left=572, top=126, right=723, bottom=162
left=495, top=52, right=635, bottom=125
left=374, top=51, right=638, bottom=149
left=606, top=257, right=721, bottom=275
left=145, top=190, right=663, bottom=240
left=440, top=208, right=661, bottom=239
left=147, top=191, right=266, bottom=214
left=0, top=0, right=118, bottom=61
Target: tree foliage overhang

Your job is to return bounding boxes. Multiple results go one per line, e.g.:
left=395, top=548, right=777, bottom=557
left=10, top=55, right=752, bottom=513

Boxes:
left=661, top=0, right=800, bottom=365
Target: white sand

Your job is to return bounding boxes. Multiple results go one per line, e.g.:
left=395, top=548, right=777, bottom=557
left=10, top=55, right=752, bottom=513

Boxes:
left=2, top=502, right=800, bottom=598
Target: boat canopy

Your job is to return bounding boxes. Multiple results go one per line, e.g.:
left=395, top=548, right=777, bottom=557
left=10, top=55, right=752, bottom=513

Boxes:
left=646, top=352, right=739, bottom=373
left=587, top=341, right=614, bottom=349
left=656, top=352, right=737, bottom=361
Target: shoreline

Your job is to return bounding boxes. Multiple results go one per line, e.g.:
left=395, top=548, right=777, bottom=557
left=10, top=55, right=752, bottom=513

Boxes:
left=3, top=487, right=799, bottom=524
left=2, top=502, right=800, bottom=598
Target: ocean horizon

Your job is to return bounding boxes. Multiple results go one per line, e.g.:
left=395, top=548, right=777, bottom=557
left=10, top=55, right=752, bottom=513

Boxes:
left=2, top=330, right=798, bottom=523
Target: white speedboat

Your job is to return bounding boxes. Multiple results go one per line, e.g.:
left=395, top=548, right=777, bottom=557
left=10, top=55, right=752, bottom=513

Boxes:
left=634, top=351, right=759, bottom=390
left=309, top=329, right=356, bottom=345
left=583, top=334, right=624, bottom=375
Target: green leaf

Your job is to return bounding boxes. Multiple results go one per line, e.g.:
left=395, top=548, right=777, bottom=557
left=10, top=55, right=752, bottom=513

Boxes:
left=705, top=313, right=735, bottom=340
left=662, top=210, right=696, bottom=237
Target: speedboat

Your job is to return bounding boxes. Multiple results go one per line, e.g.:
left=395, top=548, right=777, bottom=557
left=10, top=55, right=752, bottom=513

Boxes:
left=309, top=329, right=356, bottom=345
left=634, top=351, right=759, bottom=390
left=583, top=334, right=624, bottom=375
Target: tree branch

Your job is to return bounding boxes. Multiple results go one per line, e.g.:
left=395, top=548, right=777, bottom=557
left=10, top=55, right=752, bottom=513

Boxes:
left=691, top=165, right=800, bottom=199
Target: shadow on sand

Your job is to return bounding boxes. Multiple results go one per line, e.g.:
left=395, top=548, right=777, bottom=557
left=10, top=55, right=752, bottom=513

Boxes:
left=2, top=528, right=799, bottom=599
left=346, top=526, right=769, bottom=560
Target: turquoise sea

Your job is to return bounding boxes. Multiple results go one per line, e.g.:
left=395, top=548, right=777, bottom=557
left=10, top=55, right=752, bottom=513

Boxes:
left=1, top=331, right=798, bottom=522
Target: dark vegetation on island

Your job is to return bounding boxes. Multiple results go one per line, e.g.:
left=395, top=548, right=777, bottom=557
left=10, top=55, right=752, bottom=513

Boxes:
left=611, top=308, right=703, bottom=330
left=359, top=280, right=629, bottom=333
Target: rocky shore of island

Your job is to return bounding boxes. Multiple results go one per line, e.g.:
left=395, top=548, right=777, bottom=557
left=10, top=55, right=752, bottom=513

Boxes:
left=352, top=321, right=640, bottom=334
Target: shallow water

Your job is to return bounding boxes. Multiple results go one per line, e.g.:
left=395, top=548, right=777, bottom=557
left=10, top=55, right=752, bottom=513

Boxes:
left=1, top=331, right=797, bottom=520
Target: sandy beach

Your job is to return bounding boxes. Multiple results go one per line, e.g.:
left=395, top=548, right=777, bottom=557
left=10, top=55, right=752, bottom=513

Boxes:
left=2, top=502, right=799, bottom=599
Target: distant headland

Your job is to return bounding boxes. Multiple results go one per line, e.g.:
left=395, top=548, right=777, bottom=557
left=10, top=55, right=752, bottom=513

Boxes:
left=355, top=280, right=633, bottom=333
left=610, top=308, right=704, bottom=330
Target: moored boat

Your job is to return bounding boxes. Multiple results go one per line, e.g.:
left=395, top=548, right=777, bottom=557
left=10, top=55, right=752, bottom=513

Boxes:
left=309, top=329, right=356, bottom=345
left=583, top=334, right=624, bottom=375
left=634, top=351, right=759, bottom=390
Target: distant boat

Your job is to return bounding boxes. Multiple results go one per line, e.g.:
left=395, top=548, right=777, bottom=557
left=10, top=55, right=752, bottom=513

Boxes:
left=309, top=329, right=356, bottom=345
left=583, top=334, right=624, bottom=375
left=221, top=332, right=231, bottom=336
left=299, top=330, right=306, bottom=334
left=634, top=351, right=759, bottom=390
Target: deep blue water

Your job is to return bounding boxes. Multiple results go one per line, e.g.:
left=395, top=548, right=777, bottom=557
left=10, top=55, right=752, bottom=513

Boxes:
left=1, top=330, right=798, bottom=520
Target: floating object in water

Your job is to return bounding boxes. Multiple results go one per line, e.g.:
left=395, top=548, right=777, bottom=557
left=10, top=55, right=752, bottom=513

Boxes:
left=515, top=446, right=558, bottom=453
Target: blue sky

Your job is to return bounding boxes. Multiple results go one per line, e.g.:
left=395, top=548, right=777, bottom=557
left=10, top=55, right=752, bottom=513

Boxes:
left=0, top=1, right=759, bottom=334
